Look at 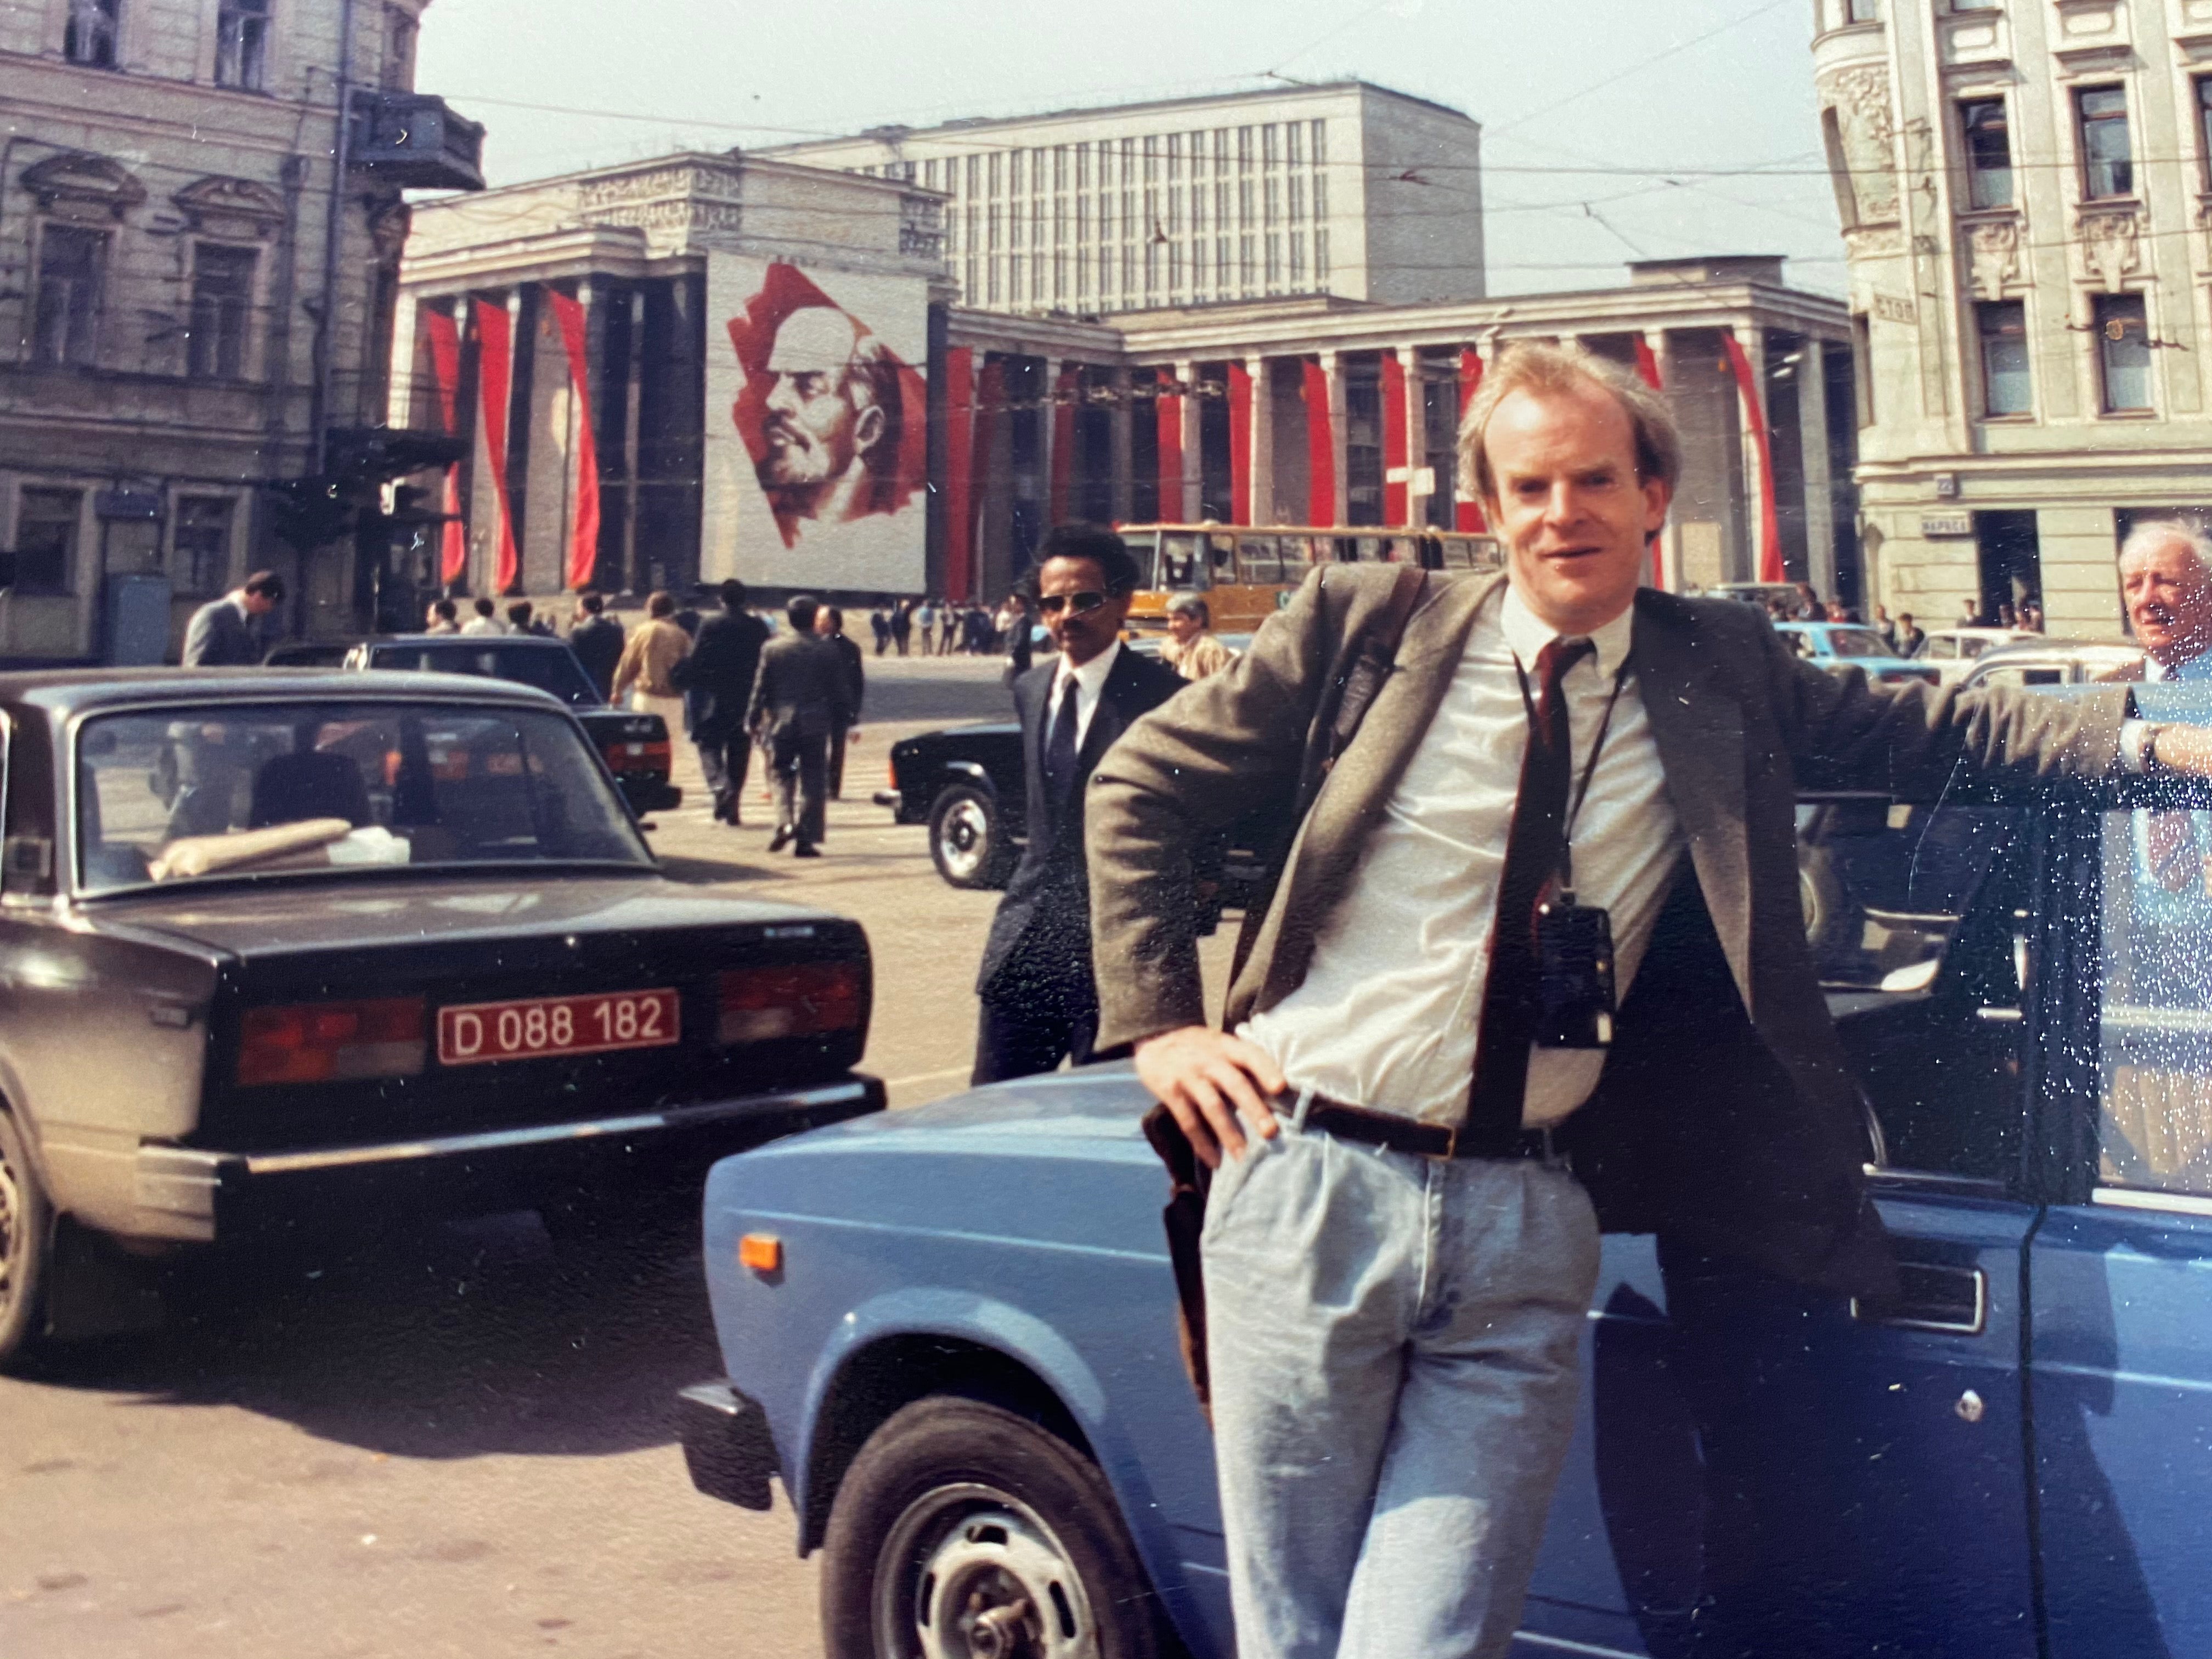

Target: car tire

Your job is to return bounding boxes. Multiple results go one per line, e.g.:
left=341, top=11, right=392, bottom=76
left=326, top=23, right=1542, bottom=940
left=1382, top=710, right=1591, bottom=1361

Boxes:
left=0, top=1108, right=54, bottom=1371
left=821, top=1394, right=1165, bottom=1659
left=929, top=785, right=1011, bottom=890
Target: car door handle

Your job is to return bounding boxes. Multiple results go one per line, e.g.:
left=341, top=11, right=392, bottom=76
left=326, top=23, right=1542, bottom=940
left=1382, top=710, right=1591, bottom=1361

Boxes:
left=1850, top=1261, right=1988, bottom=1335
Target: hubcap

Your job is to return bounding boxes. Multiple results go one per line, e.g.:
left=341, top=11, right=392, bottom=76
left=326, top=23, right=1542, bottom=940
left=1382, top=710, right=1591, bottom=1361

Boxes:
left=0, top=1139, right=20, bottom=1316
left=877, top=1481, right=1099, bottom=1659
left=939, top=800, right=991, bottom=880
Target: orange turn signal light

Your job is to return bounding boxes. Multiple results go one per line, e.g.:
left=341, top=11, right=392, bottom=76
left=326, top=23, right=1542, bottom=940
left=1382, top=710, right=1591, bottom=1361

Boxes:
left=738, top=1233, right=783, bottom=1274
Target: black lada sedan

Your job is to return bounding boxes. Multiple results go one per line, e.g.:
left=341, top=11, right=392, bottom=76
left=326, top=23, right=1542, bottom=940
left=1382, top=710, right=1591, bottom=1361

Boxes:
left=0, top=668, right=879, bottom=1367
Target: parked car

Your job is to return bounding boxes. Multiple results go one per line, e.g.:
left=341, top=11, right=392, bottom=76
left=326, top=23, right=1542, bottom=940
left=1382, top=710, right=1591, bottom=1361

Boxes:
left=1960, top=637, right=2141, bottom=690
left=1912, top=626, right=2042, bottom=683
left=1773, top=620, right=1940, bottom=687
left=1697, top=580, right=1804, bottom=611
left=877, top=719, right=1025, bottom=888
left=682, top=683, right=2212, bottom=1657
left=0, top=668, right=881, bottom=1367
left=278, top=634, right=682, bottom=815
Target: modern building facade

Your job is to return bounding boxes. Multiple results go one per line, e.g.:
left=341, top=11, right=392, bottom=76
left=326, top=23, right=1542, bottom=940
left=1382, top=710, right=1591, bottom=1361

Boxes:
left=758, top=82, right=1486, bottom=319
left=1815, top=0, right=2212, bottom=634
left=0, top=0, right=482, bottom=663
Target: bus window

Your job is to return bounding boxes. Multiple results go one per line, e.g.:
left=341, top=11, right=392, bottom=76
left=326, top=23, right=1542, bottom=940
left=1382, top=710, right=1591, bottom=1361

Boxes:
left=1436, top=536, right=1475, bottom=570
left=1354, top=537, right=1389, bottom=563
left=1207, top=534, right=1237, bottom=584
left=1237, top=536, right=1284, bottom=584
left=1161, top=533, right=1204, bottom=589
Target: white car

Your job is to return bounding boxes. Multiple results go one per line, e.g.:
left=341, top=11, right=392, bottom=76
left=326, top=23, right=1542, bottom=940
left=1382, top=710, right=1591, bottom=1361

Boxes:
left=1912, top=627, right=2040, bottom=684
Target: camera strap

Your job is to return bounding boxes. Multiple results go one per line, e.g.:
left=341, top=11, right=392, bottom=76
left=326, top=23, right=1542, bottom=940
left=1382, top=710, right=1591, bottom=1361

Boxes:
left=1513, top=650, right=1631, bottom=899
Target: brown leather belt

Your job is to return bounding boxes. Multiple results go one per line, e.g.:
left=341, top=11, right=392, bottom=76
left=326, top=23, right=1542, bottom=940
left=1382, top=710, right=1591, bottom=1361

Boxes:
left=1284, top=1091, right=1561, bottom=1163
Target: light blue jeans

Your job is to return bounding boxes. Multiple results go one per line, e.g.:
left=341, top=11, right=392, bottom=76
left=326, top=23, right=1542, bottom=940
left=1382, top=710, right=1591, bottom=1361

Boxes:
left=1202, top=1114, right=1601, bottom=1659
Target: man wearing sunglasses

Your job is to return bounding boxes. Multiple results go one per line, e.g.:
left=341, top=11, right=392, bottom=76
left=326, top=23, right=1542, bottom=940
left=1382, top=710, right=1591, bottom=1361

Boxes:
left=972, top=523, right=1187, bottom=1085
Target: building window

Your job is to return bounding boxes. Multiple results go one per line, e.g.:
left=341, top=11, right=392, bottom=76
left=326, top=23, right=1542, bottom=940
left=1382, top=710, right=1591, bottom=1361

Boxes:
left=1311, top=119, right=1327, bottom=163
left=1847, top=0, right=1878, bottom=19
left=1961, top=99, right=2012, bottom=209
left=1977, top=300, right=2030, bottom=415
left=2095, top=293, right=2152, bottom=411
left=1951, top=0, right=1998, bottom=9
left=217, top=0, right=269, bottom=89
left=173, top=496, right=234, bottom=593
left=2078, top=87, right=2133, bottom=199
left=31, top=225, right=106, bottom=366
left=64, top=0, right=119, bottom=67
left=14, top=488, right=83, bottom=594
left=2197, top=79, right=2212, bottom=191
left=383, top=4, right=416, bottom=89
left=188, top=244, right=256, bottom=379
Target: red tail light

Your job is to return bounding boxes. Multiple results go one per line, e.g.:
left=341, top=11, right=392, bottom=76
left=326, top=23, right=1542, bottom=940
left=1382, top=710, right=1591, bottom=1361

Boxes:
left=715, top=962, right=865, bottom=1045
left=238, top=996, right=428, bottom=1086
left=603, top=739, right=673, bottom=775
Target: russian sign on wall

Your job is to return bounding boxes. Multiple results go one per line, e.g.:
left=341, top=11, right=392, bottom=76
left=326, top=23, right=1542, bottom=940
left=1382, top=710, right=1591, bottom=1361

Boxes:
left=703, top=256, right=930, bottom=595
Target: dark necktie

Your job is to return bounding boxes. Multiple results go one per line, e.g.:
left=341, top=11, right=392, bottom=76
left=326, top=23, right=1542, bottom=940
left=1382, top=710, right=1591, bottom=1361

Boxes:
left=1466, top=637, right=1594, bottom=1143
left=1043, top=675, right=1082, bottom=825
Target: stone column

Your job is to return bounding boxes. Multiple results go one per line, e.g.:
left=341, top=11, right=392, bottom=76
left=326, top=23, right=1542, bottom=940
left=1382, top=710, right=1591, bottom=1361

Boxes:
left=1403, top=343, right=1431, bottom=528
left=1246, top=355, right=1273, bottom=526
left=1797, top=335, right=1838, bottom=603
left=1039, top=355, right=1062, bottom=518
left=1644, top=328, right=1678, bottom=591
left=1174, top=358, right=1203, bottom=522
left=1108, top=366, right=1135, bottom=523
left=1733, top=323, right=1767, bottom=585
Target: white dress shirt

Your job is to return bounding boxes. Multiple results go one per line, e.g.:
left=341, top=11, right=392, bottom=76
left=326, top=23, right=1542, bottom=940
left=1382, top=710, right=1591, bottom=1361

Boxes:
left=1048, top=639, right=1124, bottom=752
left=1241, top=584, right=1687, bottom=1128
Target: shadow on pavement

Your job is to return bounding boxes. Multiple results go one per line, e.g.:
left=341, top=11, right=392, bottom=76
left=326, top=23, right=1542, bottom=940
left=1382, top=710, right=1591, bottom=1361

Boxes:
left=25, top=1209, right=722, bottom=1462
left=655, top=851, right=788, bottom=884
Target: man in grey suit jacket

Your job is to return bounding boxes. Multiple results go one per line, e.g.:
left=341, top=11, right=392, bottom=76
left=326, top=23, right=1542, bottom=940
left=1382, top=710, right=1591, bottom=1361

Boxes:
left=181, top=571, right=283, bottom=665
left=1085, top=343, right=2209, bottom=1659
left=746, top=594, right=853, bottom=856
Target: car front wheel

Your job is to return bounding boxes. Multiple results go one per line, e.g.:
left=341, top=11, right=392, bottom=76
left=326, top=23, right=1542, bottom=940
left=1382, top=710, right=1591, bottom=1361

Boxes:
left=929, top=785, right=1011, bottom=890
left=821, top=1395, right=1164, bottom=1659
left=0, top=1109, right=54, bottom=1370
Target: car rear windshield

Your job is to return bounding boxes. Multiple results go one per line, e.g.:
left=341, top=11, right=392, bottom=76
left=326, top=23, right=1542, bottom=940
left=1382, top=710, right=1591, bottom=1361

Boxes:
left=75, top=701, right=651, bottom=895
left=1824, top=628, right=1893, bottom=659
left=368, top=644, right=600, bottom=708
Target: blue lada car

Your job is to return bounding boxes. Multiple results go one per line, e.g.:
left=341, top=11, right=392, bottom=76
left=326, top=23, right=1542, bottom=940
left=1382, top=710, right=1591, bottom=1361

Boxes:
left=680, top=683, right=2212, bottom=1659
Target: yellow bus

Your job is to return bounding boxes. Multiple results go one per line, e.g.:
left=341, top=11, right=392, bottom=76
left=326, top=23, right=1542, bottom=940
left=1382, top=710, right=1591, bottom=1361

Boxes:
left=1119, top=523, right=1504, bottom=635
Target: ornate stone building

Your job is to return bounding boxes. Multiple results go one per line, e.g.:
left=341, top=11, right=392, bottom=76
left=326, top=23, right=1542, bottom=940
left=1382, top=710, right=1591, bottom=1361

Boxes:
left=1815, top=0, right=2212, bottom=634
left=0, top=0, right=482, bottom=663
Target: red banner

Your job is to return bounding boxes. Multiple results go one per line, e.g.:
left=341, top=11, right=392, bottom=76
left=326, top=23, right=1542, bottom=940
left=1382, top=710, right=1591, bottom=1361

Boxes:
left=424, top=307, right=467, bottom=585
left=546, top=289, right=601, bottom=592
left=1227, top=361, right=1253, bottom=527
left=968, top=357, right=1002, bottom=601
left=1049, top=364, right=1077, bottom=527
left=1381, top=351, right=1409, bottom=526
left=1304, top=359, right=1335, bottom=527
left=472, top=297, right=520, bottom=595
left=1721, top=332, right=1784, bottom=585
left=944, top=347, right=974, bottom=603
left=1633, top=337, right=1667, bottom=590
left=1155, top=379, right=1183, bottom=522
left=1455, top=347, right=1485, bottom=533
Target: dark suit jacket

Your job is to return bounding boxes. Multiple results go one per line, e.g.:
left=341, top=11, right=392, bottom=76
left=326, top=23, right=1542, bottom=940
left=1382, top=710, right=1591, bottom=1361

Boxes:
left=1087, top=567, right=2129, bottom=1296
left=747, top=631, right=854, bottom=739
left=828, top=632, right=865, bottom=720
left=674, top=608, right=770, bottom=742
left=977, top=645, right=1187, bottom=1003
left=569, top=614, right=624, bottom=699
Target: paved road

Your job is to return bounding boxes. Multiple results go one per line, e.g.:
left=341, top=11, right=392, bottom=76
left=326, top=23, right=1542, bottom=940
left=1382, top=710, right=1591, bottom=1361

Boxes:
left=1, top=651, right=1164, bottom=1659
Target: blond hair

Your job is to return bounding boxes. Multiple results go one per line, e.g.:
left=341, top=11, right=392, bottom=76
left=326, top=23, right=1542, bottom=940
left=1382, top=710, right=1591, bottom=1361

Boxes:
left=1457, top=341, right=1681, bottom=504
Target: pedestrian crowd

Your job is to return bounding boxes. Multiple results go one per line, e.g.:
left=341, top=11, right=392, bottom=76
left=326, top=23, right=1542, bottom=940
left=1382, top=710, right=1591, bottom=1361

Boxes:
left=866, top=596, right=1019, bottom=658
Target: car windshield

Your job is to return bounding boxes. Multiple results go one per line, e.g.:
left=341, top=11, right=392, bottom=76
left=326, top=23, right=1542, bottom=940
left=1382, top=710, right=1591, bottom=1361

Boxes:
left=1823, top=627, right=1893, bottom=659
left=74, top=701, right=651, bottom=895
left=369, top=643, right=602, bottom=708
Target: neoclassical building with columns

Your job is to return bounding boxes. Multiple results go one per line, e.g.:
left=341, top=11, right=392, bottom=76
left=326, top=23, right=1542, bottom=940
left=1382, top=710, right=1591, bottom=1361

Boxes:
left=396, top=138, right=1860, bottom=617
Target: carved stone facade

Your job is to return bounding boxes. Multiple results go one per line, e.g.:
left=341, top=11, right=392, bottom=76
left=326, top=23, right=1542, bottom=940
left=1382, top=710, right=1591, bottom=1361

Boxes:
left=1964, top=217, right=2024, bottom=301
left=2079, top=208, right=2143, bottom=292
left=1821, top=63, right=1901, bottom=225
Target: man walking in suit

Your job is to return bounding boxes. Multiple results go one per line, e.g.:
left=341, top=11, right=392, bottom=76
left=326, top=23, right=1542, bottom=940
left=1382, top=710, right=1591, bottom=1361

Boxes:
left=1085, top=342, right=2202, bottom=1659
left=182, top=571, right=283, bottom=665
left=675, top=580, right=770, bottom=825
left=568, top=591, right=624, bottom=698
left=972, top=524, right=1186, bottom=1086
left=814, top=604, right=866, bottom=799
left=746, top=594, right=853, bottom=857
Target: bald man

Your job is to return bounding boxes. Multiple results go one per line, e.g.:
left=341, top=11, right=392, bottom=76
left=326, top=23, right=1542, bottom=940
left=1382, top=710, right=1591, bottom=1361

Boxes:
left=757, top=307, right=902, bottom=529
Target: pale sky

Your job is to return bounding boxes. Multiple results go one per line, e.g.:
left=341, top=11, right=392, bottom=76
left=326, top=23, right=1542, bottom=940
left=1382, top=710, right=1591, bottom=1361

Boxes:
left=416, top=0, right=1843, bottom=298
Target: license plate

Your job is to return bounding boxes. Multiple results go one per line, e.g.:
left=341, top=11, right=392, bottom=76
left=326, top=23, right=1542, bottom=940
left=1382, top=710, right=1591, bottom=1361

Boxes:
left=437, top=988, right=680, bottom=1066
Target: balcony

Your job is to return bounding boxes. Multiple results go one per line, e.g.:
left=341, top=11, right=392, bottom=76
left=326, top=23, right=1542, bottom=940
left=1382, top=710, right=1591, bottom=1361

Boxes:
left=348, top=92, right=485, bottom=192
